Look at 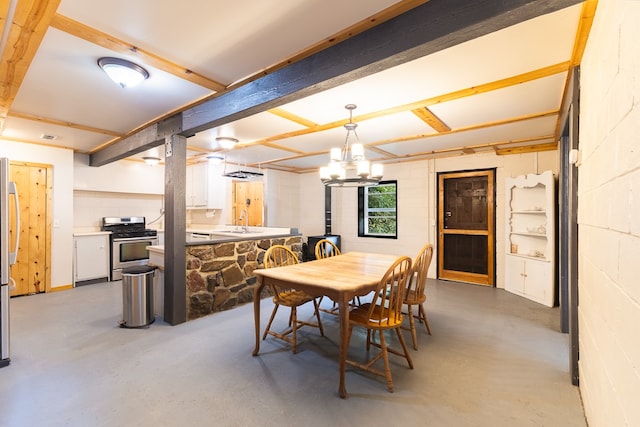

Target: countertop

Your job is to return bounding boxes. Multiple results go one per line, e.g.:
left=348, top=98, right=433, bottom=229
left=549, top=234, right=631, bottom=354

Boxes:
left=73, top=231, right=111, bottom=237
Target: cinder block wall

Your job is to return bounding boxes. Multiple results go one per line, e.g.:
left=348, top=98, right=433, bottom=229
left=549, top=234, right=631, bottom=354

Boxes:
left=579, top=1, right=640, bottom=425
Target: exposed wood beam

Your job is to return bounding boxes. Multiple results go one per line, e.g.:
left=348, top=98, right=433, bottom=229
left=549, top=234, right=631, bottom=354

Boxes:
left=8, top=110, right=121, bottom=136
left=0, top=0, right=61, bottom=117
left=554, top=0, right=597, bottom=138
left=50, top=14, right=226, bottom=92
left=571, top=0, right=598, bottom=67
left=368, top=110, right=559, bottom=147
left=268, top=108, right=317, bottom=128
left=289, top=135, right=559, bottom=174
left=0, top=134, right=82, bottom=150
left=238, top=61, right=570, bottom=150
left=495, top=141, right=558, bottom=155
left=412, top=107, right=451, bottom=132
left=392, top=135, right=557, bottom=160
left=91, top=0, right=582, bottom=166
left=226, top=0, right=432, bottom=91
left=88, top=0, right=429, bottom=157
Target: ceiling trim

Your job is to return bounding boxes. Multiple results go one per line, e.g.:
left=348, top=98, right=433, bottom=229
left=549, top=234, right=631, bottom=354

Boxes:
left=8, top=110, right=122, bottom=137
left=50, top=13, right=226, bottom=92
left=90, top=0, right=583, bottom=167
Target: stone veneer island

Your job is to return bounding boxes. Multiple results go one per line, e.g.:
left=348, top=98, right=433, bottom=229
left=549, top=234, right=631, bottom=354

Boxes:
left=148, top=229, right=302, bottom=322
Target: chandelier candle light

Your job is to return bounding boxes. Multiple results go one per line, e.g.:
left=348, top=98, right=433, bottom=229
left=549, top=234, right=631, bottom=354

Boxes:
left=320, top=104, right=383, bottom=187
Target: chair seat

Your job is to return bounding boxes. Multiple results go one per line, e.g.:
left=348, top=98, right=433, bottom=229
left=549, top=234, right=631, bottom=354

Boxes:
left=349, top=303, right=403, bottom=329
left=274, top=290, right=315, bottom=307
left=404, top=289, right=426, bottom=305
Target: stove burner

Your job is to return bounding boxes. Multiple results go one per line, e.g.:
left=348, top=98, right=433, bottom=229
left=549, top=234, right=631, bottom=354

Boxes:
left=101, top=216, right=158, bottom=238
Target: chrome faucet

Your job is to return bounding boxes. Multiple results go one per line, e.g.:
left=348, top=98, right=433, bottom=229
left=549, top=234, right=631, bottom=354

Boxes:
left=238, top=208, right=248, bottom=232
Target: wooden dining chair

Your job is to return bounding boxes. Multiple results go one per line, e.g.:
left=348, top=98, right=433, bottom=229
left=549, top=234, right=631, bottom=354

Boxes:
left=402, top=243, right=434, bottom=350
left=262, top=245, right=324, bottom=353
left=314, top=238, right=341, bottom=259
left=346, top=255, right=413, bottom=393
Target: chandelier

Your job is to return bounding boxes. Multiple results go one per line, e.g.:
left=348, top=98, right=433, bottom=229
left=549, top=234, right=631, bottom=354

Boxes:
left=319, top=104, right=383, bottom=187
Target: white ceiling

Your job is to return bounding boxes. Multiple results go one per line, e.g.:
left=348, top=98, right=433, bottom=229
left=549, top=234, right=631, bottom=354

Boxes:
left=0, top=1, right=590, bottom=173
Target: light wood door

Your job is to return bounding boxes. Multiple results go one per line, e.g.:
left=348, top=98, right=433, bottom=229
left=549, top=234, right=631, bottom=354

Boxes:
left=232, top=181, right=263, bottom=226
left=9, top=162, right=52, bottom=296
left=437, top=169, right=495, bottom=286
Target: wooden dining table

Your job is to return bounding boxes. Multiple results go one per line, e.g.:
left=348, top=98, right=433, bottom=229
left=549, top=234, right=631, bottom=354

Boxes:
left=252, top=251, right=399, bottom=398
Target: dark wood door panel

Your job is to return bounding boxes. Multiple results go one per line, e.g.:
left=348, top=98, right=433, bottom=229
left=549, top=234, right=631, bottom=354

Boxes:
left=438, top=169, right=495, bottom=286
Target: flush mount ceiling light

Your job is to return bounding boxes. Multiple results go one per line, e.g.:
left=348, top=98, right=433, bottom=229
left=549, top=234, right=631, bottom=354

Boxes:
left=319, top=104, right=383, bottom=187
left=216, top=136, right=238, bottom=150
left=206, top=155, right=224, bottom=164
left=143, top=156, right=161, bottom=166
left=98, top=57, right=149, bottom=88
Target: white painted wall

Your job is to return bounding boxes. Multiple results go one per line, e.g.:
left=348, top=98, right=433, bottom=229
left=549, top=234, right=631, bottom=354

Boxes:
left=299, top=153, right=556, bottom=283
left=264, top=169, right=301, bottom=229
left=579, top=1, right=640, bottom=425
left=0, top=140, right=74, bottom=289
left=74, top=153, right=164, bottom=194
left=73, top=153, right=164, bottom=230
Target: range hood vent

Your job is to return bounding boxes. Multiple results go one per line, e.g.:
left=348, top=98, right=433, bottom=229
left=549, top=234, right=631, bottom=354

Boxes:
left=223, top=170, right=264, bottom=179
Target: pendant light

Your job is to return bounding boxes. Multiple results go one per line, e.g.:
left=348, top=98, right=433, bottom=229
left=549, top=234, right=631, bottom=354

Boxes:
left=319, top=104, right=383, bottom=187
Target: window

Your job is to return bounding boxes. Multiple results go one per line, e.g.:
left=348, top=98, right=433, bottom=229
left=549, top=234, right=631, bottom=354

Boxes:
left=358, top=181, right=397, bottom=238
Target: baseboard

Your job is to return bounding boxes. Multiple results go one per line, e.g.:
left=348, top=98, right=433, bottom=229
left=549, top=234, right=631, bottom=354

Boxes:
left=50, top=284, right=74, bottom=292
left=74, top=278, right=109, bottom=287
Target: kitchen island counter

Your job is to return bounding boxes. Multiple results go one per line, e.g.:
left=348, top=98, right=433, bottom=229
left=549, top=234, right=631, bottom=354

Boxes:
left=147, top=232, right=302, bottom=322
left=186, top=226, right=297, bottom=243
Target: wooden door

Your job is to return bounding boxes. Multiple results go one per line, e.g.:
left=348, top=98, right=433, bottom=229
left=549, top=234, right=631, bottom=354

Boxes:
left=9, top=162, right=52, bottom=296
left=232, top=181, right=263, bottom=226
left=437, top=169, right=495, bottom=286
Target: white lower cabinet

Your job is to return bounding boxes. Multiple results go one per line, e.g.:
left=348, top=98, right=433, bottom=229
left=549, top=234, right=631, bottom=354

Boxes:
left=74, top=234, right=110, bottom=284
left=505, top=255, right=553, bottom=307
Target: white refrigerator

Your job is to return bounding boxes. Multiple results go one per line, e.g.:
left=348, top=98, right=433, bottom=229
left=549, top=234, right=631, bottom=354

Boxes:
left=1, top=157, right=20, bottom=368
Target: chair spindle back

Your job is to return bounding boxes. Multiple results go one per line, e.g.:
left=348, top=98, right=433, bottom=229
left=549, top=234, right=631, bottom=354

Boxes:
left=314, top=239, right=341, bottom=259
left=367, top=256, right=412, bottom=327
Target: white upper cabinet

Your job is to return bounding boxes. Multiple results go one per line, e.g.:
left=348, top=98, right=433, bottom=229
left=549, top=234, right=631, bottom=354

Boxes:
left=186, top=162, right=225, bottom=209
left=504, top=170, right=555, bottom=307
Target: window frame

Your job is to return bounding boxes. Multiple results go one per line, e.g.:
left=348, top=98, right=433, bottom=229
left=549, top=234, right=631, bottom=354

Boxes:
left=358, top=180, right=398, bottom=239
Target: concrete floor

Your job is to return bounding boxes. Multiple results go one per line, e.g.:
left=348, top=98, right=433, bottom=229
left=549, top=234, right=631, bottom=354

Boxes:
left=0, top=279, right=586, bottom=427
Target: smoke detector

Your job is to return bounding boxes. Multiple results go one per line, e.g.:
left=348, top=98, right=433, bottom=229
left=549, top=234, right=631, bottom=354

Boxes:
left=40, top=134, right=58, bottom=140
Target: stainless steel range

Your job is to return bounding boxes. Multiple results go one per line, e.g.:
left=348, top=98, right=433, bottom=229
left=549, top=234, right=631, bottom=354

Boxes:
left=102, top=217, right=158, bottom=281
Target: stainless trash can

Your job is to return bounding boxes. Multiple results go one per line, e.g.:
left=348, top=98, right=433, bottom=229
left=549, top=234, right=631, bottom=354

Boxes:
left=120, top=265, right=155, bottom=328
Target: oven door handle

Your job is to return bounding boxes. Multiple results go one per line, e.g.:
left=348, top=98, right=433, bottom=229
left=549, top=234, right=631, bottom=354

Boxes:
left=112, top=236, right=158, bottom=242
